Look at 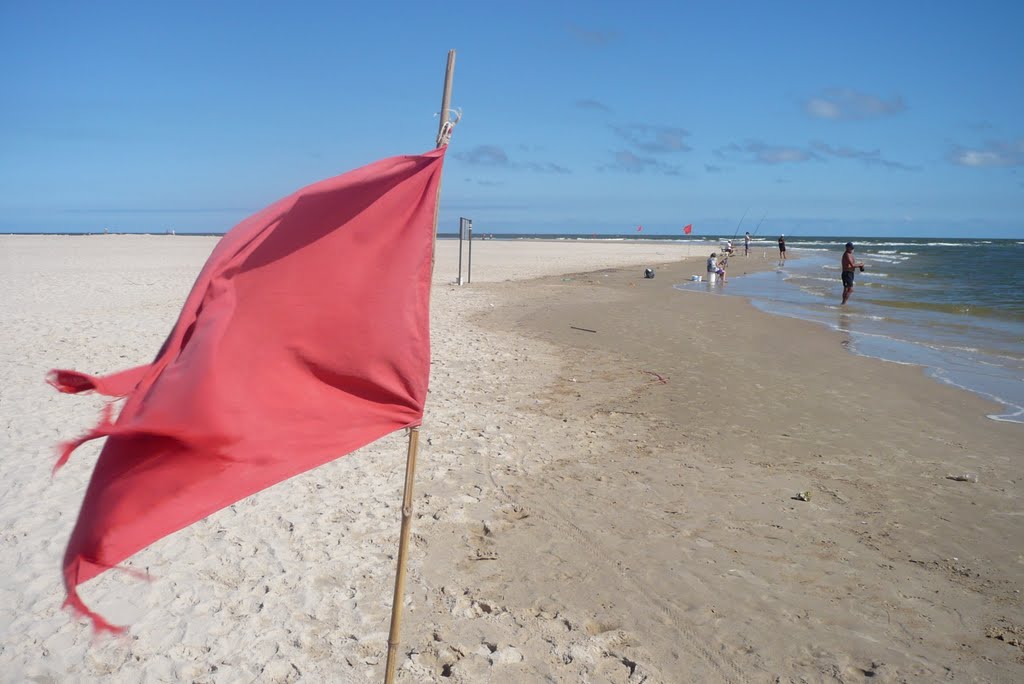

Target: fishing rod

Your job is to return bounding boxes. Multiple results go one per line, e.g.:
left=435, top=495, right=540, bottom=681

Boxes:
left=731, top=206, right=750, bottom=240
left=751, top=213, right=766, bottom=237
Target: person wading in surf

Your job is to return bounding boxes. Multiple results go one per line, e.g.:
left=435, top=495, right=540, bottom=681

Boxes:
left=841, top=242, right=866, bottom=305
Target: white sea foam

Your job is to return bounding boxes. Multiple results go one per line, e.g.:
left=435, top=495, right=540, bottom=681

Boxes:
left=866, top=255, right=909, bottom=264
left=928, top=370, right=1024, bottom=424
left=796, top=276, right=840, bottom=284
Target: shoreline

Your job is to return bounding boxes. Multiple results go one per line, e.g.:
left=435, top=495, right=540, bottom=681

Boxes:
left=678, top=251, right=1024, bottom=427
left=675, top=272, right=1024, bottom=427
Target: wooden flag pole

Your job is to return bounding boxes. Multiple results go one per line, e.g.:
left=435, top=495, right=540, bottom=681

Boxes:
left=430, top=49, right=456, bottom=275
left=384, top=427, right=421, bottom=683
left=383, top=49, right=455, bottom=684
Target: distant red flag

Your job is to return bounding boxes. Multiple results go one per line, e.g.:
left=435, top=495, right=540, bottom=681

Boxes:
left=683, top=224, right=693, bottom=235
left=48, top=147, right=447, bottom=632
left=636, top=225, right=643, bottom=232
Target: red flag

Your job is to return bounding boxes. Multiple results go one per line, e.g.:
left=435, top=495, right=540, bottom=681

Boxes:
left=636, top=225, right=643, bottom=232
left=49, top=147, right=447, bottom=632
left=683, top=224, right=693, bottom=234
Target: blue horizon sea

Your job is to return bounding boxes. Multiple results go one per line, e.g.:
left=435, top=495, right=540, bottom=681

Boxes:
left=675, top=236, right=1024, bottom=425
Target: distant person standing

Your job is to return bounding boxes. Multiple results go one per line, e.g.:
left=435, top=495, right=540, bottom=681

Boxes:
left=841, top=242, right=866, bottom=305
left=744, top=231, right=752, bottom=256
left=778, top=235, right=786, bottom=261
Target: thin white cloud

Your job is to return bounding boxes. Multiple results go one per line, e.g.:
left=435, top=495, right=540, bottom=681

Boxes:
left=568, top=24, right=618, bottom=46
left=964, top=120, right=995, bottom=132
left=947, top=139, right=1024, bottom=167
left=804, top=89, right=906, bottom=120
left=812, top=141, right=918, bottom=171
left=717, top=141, right=814, bottom=164
left=576, top=99, right=611, bottom=112
left=455, top=145, right=510, bottom=167
left=454, top=145, right=571, bottom=173
left=524, top=161, right=571, bottom=174
left=599, top=150, right=680, bottom=175
left=806, top=99, right=841, bottom=119
left=716, top=139, right=915, bottom=169
left=611, top=124, right=692, bottom=154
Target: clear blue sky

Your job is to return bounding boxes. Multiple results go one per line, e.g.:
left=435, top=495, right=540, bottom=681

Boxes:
left=2, top=1, right=1022, bottom=238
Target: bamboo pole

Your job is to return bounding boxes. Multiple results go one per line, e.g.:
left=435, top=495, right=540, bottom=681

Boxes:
left=383, top=49, right=455, bottom=684
left=384, top=427, right=421, bottom=683
left=429, top=49, right=456, bottom=276
left=436, top=51, right=456, bottom=146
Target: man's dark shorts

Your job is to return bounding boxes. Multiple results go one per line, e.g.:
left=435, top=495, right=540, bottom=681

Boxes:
left=842, top=270, right=855, bottom=288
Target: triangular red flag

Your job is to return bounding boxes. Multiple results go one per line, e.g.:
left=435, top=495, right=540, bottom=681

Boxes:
left=683, top=224, right=693, bottom=234
left=49, top=147, right=447, bottom=632
left=636, top=225, right=643, bottom=232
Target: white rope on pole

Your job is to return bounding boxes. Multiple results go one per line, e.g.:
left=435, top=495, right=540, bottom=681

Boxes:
left=435, top=108, right=462, bottom=147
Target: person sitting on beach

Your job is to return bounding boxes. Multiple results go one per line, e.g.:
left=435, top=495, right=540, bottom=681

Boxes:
left=708, top=252, right=727, bottom=282
left=723, top=240, right=735, bottom=256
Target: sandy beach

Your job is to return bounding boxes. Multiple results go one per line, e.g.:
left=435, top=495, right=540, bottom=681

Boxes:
left=1, top=235, right=1021, bottom=683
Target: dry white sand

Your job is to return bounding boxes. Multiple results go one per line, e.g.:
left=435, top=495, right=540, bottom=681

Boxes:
left=0, top=235, right=712, bottom=683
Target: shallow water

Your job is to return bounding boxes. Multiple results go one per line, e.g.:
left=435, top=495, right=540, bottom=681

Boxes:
left=674, top=238, right=1024, bottom=424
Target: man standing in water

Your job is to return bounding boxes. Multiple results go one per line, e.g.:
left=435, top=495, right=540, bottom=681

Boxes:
left=778, top=235, right=786, bottom=261
left=841, top=242, right=866, bottom=305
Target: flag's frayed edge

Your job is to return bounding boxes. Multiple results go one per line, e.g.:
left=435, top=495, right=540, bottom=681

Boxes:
left=63, top=558, right=133, bottom=635
left=47, top=369, right=102, bottom=394
left=47, top=366, right=150, bottom=397
left=56, top=409, right=153, bottom=635
left=52, top=403, right=117, bottom=474
left=54, top=403, right=125, bottom=633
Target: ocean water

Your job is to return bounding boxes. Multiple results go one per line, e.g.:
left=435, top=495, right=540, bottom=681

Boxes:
left=674, top=237, right=1024, bottom=424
